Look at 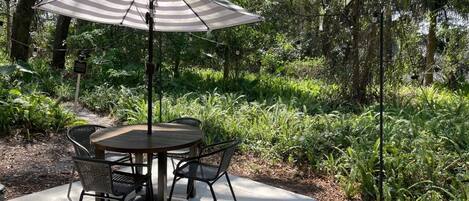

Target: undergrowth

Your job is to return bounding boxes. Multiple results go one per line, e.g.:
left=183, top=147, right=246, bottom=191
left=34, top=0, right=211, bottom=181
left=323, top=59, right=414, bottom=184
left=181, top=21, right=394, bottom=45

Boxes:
left=77, top=69, right=469, bottom=200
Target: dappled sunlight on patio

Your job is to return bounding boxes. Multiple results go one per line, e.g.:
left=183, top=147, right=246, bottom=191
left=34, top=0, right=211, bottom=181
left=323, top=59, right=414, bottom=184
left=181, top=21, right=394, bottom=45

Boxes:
left=10, top=159, right=315, bottom=201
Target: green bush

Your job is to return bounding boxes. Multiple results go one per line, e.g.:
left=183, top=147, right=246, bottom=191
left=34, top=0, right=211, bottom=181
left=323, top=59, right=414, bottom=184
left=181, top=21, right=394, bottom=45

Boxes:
left=284, top=57, right=327, bottom=79
left=0, top=64, right=79, bottom=138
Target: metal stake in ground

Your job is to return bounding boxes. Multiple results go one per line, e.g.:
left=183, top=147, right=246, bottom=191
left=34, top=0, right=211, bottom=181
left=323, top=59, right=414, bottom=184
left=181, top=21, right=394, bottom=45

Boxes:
left=378, top=9, right=385, bottom=201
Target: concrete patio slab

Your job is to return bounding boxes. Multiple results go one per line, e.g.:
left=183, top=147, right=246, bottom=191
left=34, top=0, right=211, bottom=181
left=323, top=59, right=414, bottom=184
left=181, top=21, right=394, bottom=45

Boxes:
left=10, top=159, right=315, bottom=201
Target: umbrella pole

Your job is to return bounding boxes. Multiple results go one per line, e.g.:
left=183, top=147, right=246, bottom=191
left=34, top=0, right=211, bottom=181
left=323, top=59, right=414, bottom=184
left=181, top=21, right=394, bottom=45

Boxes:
left=157, top=32, right=163, bottom=123
left=378, top=10, right=385, bottom=201
left=147, top=1, right=155, bottom=135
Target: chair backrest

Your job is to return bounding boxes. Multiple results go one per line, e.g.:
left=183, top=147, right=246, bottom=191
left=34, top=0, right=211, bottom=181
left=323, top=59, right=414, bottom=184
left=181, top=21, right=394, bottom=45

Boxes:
left=201, top=139, right=240, bottom=176
left=168, top=117, right=202, bottom=128
left=73, top=157, right=113, bottom=194
left=67, top=125, right=106, bottom=157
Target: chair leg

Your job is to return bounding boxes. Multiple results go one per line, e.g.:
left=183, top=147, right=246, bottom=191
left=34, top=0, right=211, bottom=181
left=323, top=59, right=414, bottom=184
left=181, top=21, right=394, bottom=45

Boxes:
left=186, top=180, right=194, bottom=200
left=168, top=176, right=178, bottom=201
left=186, top=178, right=193, bottom=199
left=208, top=183, right=217, bottom=201
left=128, top=153, right=134, bottom=174
left=171, top=158, right=176, bottom=170
left=225, top=173, right=237, bottom=201
left=67, top=166, right=75, bottom=201
left=148, top=178, right=154, bottom=201
left=79, top=190, right=85, bottom=201
left=146, top=181, right=151, bottom=201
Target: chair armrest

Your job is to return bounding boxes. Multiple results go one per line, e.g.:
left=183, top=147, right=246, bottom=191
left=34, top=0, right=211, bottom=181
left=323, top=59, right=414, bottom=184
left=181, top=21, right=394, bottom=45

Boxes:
left=110, top=161, right=150, bottom=168
left=174, top=139, right=240, bottom=171
left=199, top=139, right=240, bottom=157
left=174, top=155, right=200, bottom=170
left=174, top=150, right=227, bottom=170
left=72, top=157, right=149, bottom=168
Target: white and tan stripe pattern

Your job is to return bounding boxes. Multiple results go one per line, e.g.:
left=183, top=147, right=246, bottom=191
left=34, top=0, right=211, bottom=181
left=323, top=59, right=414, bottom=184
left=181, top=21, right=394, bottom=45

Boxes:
left=34, top=0, right=263, bottom=32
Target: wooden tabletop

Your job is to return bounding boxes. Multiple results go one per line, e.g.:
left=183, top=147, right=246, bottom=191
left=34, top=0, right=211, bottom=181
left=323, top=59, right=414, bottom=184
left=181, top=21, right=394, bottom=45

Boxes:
left=90, top=123, right=203, bottom=153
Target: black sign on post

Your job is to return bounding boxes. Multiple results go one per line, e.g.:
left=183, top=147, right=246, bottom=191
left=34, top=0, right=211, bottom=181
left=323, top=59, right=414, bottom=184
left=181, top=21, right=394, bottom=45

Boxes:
left=73, top=60, right=87, bottom=74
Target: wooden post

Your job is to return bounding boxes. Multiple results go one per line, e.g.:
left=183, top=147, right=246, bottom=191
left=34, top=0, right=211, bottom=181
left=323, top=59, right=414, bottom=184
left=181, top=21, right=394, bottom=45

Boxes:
left=74, top=73, right=81, bottom=109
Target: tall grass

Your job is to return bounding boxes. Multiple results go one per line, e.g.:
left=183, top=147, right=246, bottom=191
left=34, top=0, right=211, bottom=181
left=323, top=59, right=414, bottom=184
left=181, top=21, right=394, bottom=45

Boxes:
left=79, top=69, right=468, bottom=200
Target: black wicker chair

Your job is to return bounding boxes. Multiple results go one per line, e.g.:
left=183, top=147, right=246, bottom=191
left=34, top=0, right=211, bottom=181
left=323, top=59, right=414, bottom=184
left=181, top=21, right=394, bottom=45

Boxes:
left=73, top=157, right=153, bottom=201
left=66, top=125, right=133, bottom=200
left=167, top=117, right=203, bottom=167
left=168, top=139, right=240, bottom=201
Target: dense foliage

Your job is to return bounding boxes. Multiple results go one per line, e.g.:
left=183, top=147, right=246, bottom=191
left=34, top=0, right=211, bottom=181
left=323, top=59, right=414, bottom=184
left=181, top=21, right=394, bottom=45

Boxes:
left=57, top=68, right=468, bottom=200
left=0, top=62, right=79, bottom=138
left=1, top=0, right=468, bottom=200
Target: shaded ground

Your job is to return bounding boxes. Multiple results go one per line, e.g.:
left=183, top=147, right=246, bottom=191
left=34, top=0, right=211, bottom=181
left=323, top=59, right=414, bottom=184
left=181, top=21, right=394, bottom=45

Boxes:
left=0, top=133, right=74, bottom=199
left=0, top=104, right=347, bottom=201
left=229, top=153, right=347, bottom=201
left=0, top=134, right=346, bottom=201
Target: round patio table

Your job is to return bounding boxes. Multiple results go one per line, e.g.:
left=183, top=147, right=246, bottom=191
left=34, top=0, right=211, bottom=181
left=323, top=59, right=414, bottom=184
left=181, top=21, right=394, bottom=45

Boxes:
left=90, top=123, right=203, bottom=201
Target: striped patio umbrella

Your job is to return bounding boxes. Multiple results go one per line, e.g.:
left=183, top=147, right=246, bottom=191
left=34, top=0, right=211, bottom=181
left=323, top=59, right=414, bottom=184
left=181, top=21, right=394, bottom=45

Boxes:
left=34, top=0, right=262, bottom=32
left=34, top=0, right=263, bottom=134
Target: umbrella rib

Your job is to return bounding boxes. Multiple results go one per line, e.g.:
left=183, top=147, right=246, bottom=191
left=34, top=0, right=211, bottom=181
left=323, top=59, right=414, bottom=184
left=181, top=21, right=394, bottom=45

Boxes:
left=211, top=0, right=262, bottom=18
left=120, top=0, right=136, bottom=25
left=182, top=0, right=210, bottom=31
left=33, top=0, right=59, bottom=8
left=135, top=5, right=150, bottom=29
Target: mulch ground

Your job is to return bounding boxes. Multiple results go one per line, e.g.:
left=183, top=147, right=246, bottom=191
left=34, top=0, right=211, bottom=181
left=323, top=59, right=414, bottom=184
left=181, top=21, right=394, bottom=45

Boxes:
left=0, top=133, right=347, bottom=201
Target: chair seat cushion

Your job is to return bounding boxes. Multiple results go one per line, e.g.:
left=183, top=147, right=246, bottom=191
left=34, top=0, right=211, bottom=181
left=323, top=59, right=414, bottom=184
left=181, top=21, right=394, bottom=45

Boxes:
left=174, top=161, right=219, bottom=181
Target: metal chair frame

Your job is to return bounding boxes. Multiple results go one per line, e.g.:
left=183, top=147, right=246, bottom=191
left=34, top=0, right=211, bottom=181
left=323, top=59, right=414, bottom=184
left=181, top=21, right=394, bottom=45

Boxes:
left=73, top=157, right=153, bottom=201
left=66, top=125, right=134, bottom=201
left=167, top=117, right=203, bottom=169
left=168, top=139, right=240, bottom=201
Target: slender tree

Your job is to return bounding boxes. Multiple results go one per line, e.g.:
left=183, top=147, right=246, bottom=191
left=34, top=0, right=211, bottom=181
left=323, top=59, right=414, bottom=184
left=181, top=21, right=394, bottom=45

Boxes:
left=349, top=0, right=365, bottom=102
left=4, top=0, right=11, bottom=55
left=51, top=15, right=71, bottom=69
left=424, top=6, right=438, bottom=85
left=10, top=0, right=36, bottom=61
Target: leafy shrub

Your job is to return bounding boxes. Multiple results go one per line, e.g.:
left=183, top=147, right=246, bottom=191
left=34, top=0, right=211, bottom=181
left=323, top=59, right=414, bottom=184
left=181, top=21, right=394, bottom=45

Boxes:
left=284, top=57, right=327, bottom=79
left=0, top=64, right=78, bottom=138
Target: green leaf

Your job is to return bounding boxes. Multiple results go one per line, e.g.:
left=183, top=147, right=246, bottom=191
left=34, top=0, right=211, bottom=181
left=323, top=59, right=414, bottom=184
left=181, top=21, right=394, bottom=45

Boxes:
left=0, top=64, right=35, bottom=75
left=8, top=88, right=22, bottom=96
left=0, top=65, right=17, bottom=75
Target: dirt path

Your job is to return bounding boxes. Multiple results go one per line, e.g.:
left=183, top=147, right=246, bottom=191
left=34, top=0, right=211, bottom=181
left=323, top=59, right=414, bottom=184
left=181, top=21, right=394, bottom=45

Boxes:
left=61, top=102, right=116, bottom=126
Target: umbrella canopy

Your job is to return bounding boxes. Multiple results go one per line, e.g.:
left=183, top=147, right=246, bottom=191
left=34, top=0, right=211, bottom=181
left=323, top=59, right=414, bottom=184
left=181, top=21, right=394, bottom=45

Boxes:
left=34, top=0, right=263, bottom=32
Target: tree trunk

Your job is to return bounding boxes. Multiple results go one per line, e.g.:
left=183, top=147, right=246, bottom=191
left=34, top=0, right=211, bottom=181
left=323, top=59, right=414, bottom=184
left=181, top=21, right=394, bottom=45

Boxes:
left=51, top=15, right=72, bottom=69
left=321, top=10, right=331, bottom=60
left=384, top=3, right=393, bottom=64
left=362, top=23, right=378, bottom=98
left=350, top=0, right=365, bottom=102
left=223, top=47, right=230, bottom=80
left=424, top=11, right=437, bottom=86
left=5, top=0, right=11, bottom=56
left=173, top=51, right=180, bottom=78
left=10, top=0, right=37, bottom=62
